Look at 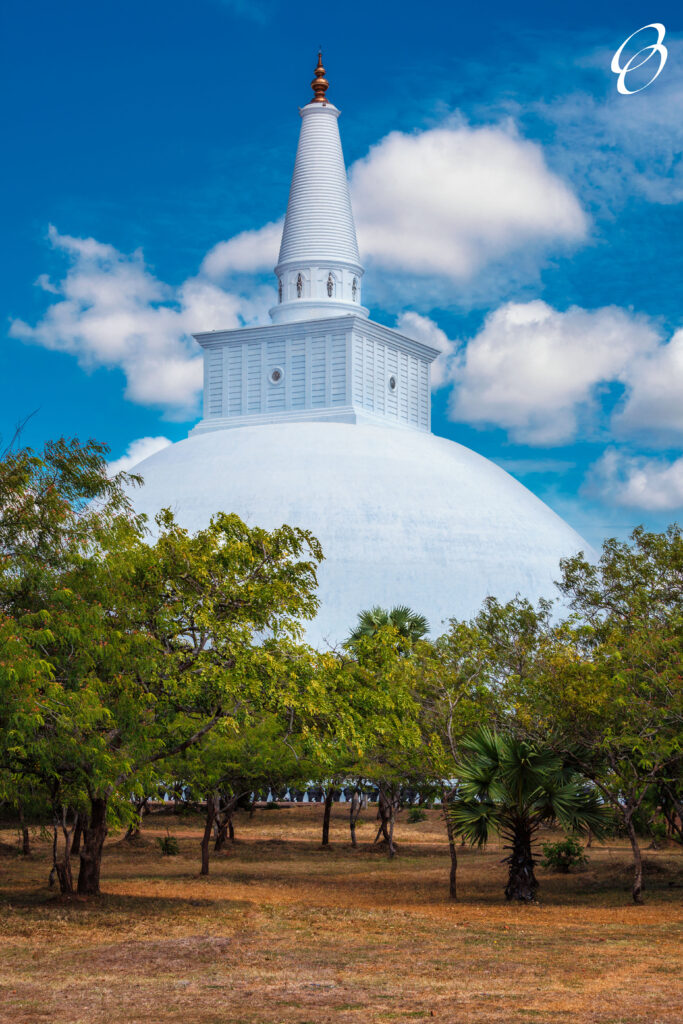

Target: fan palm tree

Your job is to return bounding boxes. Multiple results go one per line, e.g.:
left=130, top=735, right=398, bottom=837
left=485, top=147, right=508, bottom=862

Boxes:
left=347, top=605, right=429, bottom=652
left=448, top=727, right=609, bottom=902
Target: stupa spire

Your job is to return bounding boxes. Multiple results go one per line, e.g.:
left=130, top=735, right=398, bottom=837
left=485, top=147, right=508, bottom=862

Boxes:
left=311, top=52, right=329, bottom=103
left=270, top=55, right=367, bottom=325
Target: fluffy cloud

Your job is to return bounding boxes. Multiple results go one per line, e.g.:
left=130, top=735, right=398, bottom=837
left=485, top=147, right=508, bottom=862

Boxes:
left=589, top=449, right=683, bottom=511
left=395, top=311, right=457, bottom=388
left=201, top=220, right=282, bottom=278
left=11, top=227, right=273, bottom=419
left=613, top=329, right=683, bottom=443
left=349, top=122, right=588, bottom=282
left=447, top=301, right=661, bottom=445
left=108, top=436, right=172, bottom=475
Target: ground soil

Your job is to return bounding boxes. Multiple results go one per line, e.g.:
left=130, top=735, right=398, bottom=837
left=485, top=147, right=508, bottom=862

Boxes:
left=0, top=804, right=681, bottom=1023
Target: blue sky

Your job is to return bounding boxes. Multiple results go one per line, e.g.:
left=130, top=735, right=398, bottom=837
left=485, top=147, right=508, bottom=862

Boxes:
left=2, top=0, right=682, bottom=548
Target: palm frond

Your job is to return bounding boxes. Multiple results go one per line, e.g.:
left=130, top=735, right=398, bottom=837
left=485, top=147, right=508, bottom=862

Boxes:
left=448, top=798, right=500, bottom=847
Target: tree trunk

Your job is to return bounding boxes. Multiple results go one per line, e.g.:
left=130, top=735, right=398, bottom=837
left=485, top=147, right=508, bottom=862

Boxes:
left=18, top=803, right=30, bottom=855
left=214, top=814, right=227, bottom=851
left=376, top=791, right=392, bottom=844
left=442, top=791, right=458, bottom=900
left=71, top=819, right=82, bottom=856
left=387, top=803, right=396, bottom=858
left=200, top=796, right=216, bottom=876
left=321, top=789, right=334, bottom=846
left=504, top=821, right=538, bottom=902
left=52, top=810, right=78, bottom=895
left=625, top=816, right=644, bottom=904
left=125, top=797, right=148, bottom=841
left=349, top=791, right=361, bottom=848
left=77, top=797, right=108, bottom=896
left=214, top=799, right=236, bottom=851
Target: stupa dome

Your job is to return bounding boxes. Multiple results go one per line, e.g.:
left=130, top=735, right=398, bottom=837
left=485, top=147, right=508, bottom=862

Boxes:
left=126, top=56, right=590, bottom=646
left=129, top=422, right=587, bottom=647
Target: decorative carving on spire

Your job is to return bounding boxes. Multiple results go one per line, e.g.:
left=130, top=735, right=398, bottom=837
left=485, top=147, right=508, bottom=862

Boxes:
left=296, top=273, right=303, bottom=297
left=311, top=52, right=329, bottom=103
left=327, top=272, right=334, bottom=297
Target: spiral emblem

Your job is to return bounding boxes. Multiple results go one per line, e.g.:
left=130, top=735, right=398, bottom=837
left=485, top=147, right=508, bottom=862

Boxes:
left=611, top=23, right=668, bottom=95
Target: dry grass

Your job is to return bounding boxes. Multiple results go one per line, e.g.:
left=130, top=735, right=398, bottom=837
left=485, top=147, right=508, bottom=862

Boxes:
left=1, top=804, right=681, bottom=1024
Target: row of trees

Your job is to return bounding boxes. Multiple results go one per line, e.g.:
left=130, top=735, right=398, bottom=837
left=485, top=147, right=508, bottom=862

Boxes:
left=1, top=438, right=681, bottom=904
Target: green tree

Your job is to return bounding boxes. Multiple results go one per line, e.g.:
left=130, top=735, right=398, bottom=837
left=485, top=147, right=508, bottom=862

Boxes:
left=523, top=526, right=683, bottom=903
left=448, top=727, right=608, bottom=902
left=0, top=437, right=322, bottom=895
left=343, top=627, right=427, bottom=857
left=415, top=620, right=497, bottom=898
left=172, top=712, right=311, bottom=875
left=470, top=595, right=554, bottom=716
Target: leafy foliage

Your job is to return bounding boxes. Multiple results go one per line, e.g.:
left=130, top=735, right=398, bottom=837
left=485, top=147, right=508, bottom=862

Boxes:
left=0, top=437, right=323, bottom=894
left=407, top=807, right=427, bottom=823
left=156, top=833, right=179, bottom=856
left=541, top=837, right=587, bottom=873
left=520, top=525, right=683, bottom=902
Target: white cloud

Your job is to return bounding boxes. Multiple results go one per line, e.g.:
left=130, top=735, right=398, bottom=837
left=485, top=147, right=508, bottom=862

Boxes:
left=448, top=301, right=660, bottom=445
left=349, top=122, right=588, bottom=282
left=589, top=449, right=683, bottom=511
left=11, top=226, right=273, bottom=419
left=614, top=329, right=683, bottom=443
left=538, top=37, right=683, bottom=209
left=108, top=436, right=172, bottom=476
left=34, top=273, right=59, bottom=294
left=395, top=311, right=457, bottom=388
left=201, top=220, right=282, bottom=279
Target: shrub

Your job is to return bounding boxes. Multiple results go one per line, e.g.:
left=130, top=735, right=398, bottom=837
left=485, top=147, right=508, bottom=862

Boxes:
left=541, top=837, right=586, bottom=873
left=156, top=833, right=179, bottom=856
left=407, top=807, right=428, bottom=824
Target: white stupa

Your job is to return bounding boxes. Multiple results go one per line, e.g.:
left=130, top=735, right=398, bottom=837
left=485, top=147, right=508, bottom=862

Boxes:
left=129, top=56, right=589, bottom=646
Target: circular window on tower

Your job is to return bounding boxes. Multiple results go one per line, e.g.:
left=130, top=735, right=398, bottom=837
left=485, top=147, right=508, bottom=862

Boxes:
left=269, top=366, right=284, bottom=385
left=388, top=374, right=397, bottom=392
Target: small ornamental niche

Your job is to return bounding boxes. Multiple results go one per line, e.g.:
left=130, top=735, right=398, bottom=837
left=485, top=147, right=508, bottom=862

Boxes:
left=269, top=366, right=284, bottom=385
left=278, top=278, right=283, bottom=303
left=326, top=272, right=334, bottom=297
left=352, top=276, right=357, bottom=301
left=388, top=374, right=397, bottom=392
left=296, top=273, right=303, bottom=298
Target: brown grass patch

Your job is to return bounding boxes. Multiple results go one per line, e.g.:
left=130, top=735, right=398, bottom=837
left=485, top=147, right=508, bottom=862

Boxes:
left=0, top=804, right=681, bottom=1023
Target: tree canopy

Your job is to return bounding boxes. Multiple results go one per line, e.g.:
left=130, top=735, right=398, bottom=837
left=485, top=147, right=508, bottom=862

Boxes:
left=0, top=437, right=323, bottom=894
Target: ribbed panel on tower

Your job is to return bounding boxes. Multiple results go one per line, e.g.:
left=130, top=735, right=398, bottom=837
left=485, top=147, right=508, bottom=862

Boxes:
left=277, top=104, right=361, bottom=267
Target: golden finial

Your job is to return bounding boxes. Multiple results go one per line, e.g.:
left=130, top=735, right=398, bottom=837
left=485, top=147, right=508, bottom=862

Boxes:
left=311, top=51, right=329, bottom=103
